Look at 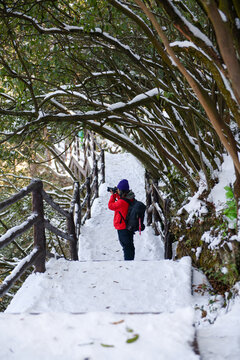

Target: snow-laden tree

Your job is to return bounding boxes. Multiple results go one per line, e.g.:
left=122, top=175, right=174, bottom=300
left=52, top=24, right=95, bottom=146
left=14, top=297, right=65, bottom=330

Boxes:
left=0, top=0, right=239, bottom=199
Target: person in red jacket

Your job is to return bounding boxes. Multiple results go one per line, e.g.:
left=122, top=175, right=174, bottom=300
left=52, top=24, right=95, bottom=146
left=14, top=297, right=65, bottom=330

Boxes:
left=108, top=179, right=135, bottom=260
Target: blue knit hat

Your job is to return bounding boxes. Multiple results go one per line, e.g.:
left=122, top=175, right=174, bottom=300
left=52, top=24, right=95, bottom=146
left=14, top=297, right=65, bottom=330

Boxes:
left=117, top=179, right=129, bottom=192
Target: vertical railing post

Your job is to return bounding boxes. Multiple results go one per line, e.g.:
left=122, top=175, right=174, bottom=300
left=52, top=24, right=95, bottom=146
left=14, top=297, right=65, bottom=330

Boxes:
left=87, top=132, right=91, bottom=157
left=86, top=176, right=91, bottom=219
left=32, top=179, right=46, bottom=273
left=67, top=213, right=78, bottom=261
left=145, top=170, right=152, bottom=226
left=77, top=136, right=80, bottom=162
left=94, top=159, right=99, bottom=198
left=100, top=149, right=105, bottom=183
left=75, top=182, right=81, bottom=239
left=152, top=179, right=161, bottom=236
left=68, top=181, right=80, bottom=260
left=92, top=132, right=96, bottom=162
left=82, top=138, right=88, bottom=175
left=164, top=198, right=173, bottom=260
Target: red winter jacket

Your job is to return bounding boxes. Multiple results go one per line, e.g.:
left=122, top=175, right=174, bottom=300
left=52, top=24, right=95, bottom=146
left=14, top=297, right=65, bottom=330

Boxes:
left=108, top=193, right=132, bottom=230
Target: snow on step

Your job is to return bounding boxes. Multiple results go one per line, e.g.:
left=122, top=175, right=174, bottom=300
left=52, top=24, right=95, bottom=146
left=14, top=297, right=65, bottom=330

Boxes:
left=0, top=309, right=198, bottom=360
left=5, top=257, right=192, bottom=313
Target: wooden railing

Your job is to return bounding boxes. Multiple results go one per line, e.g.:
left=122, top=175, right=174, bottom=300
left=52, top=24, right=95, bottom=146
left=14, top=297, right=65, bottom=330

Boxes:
left=145, top=171, right=174, bottom=259
left=0, top=149, right=105, bottom=298
left=53, top=130, right=102, bottom=181
left=78, top=148, right=105, bottom=225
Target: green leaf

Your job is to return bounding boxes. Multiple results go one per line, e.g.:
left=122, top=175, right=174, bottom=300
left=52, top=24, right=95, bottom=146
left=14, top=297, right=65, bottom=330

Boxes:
left=126, top=334, right=139, bottom=343
left=224, top=186, right=234, bottom=199
left=89, top=0, right=97, bottom=6
left=223, top=208, right=237, bottom=220
left=126, top=327, right=134, bottom=333
left=100, top=343, right=115, bottom=348
left=225, top=201, right=236, bottom=210
left=226, top=192, right=234, bottom=199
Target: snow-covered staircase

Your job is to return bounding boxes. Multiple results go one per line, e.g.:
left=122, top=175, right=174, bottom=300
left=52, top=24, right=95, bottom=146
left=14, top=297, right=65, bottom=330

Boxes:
left=0, top=153, right=199, bottom=360
left=5, top=258, right=192, bottom=314
left=1, top=258, right=197, bottom=360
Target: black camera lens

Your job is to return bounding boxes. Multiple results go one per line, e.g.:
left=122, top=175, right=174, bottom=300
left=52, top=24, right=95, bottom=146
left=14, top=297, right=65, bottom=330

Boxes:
left=107, top=186, right=117, bottom=193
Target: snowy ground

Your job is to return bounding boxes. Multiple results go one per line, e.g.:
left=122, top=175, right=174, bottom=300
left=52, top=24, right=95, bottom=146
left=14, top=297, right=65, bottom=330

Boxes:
left=1, top=152, right=240, bottom=359
left=197, top=294, right=240, bottom=360
left=192, top=269, right=240, bottom=360
left=79, top=152, right=164, bottom=261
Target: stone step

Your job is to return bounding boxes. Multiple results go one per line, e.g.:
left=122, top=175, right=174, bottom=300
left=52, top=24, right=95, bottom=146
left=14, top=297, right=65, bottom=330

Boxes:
left=0, top=309, right=198, bottom=360
left=6, top=257, right=192, bottom=314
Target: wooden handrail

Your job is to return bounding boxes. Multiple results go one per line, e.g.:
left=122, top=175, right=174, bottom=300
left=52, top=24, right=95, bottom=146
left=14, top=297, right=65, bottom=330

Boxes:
left=0, top=213, right=39, bottom=249
left=42, top=189, right=70, bottom=218
left=0, top=180, right=39, bottom=212
left=44, top=219, right=74, bottom=242
left=0, top=143, right=105, bottom=297
left=0, top=143, right=105, bottom=299
left=0, top=248, right=40, bottom=298
left=145, top=171, right=174, bottom=259
left=58, top=130, right=103, bottom=182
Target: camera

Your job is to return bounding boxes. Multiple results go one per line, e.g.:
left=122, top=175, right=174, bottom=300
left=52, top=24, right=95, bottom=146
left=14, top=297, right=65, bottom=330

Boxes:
left=107, top=186, right=117, bottom=194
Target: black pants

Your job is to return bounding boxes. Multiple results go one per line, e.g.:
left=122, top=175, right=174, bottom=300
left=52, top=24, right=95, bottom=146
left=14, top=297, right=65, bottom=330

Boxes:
left=117, top=229, right=135, bottom=260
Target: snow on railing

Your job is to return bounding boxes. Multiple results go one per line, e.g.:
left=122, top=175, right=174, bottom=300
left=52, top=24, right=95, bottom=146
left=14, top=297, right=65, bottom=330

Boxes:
left=53, top=130, right=104, bottom=182
left=0, top=248, right=40, bottom=297
left=0, top=213, right=39, bottom=248
left=0, top=179, right=46, bottom=298
left=0, top=146, right=105, bottom=298
left=145, top=171, right=173, bottom=259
